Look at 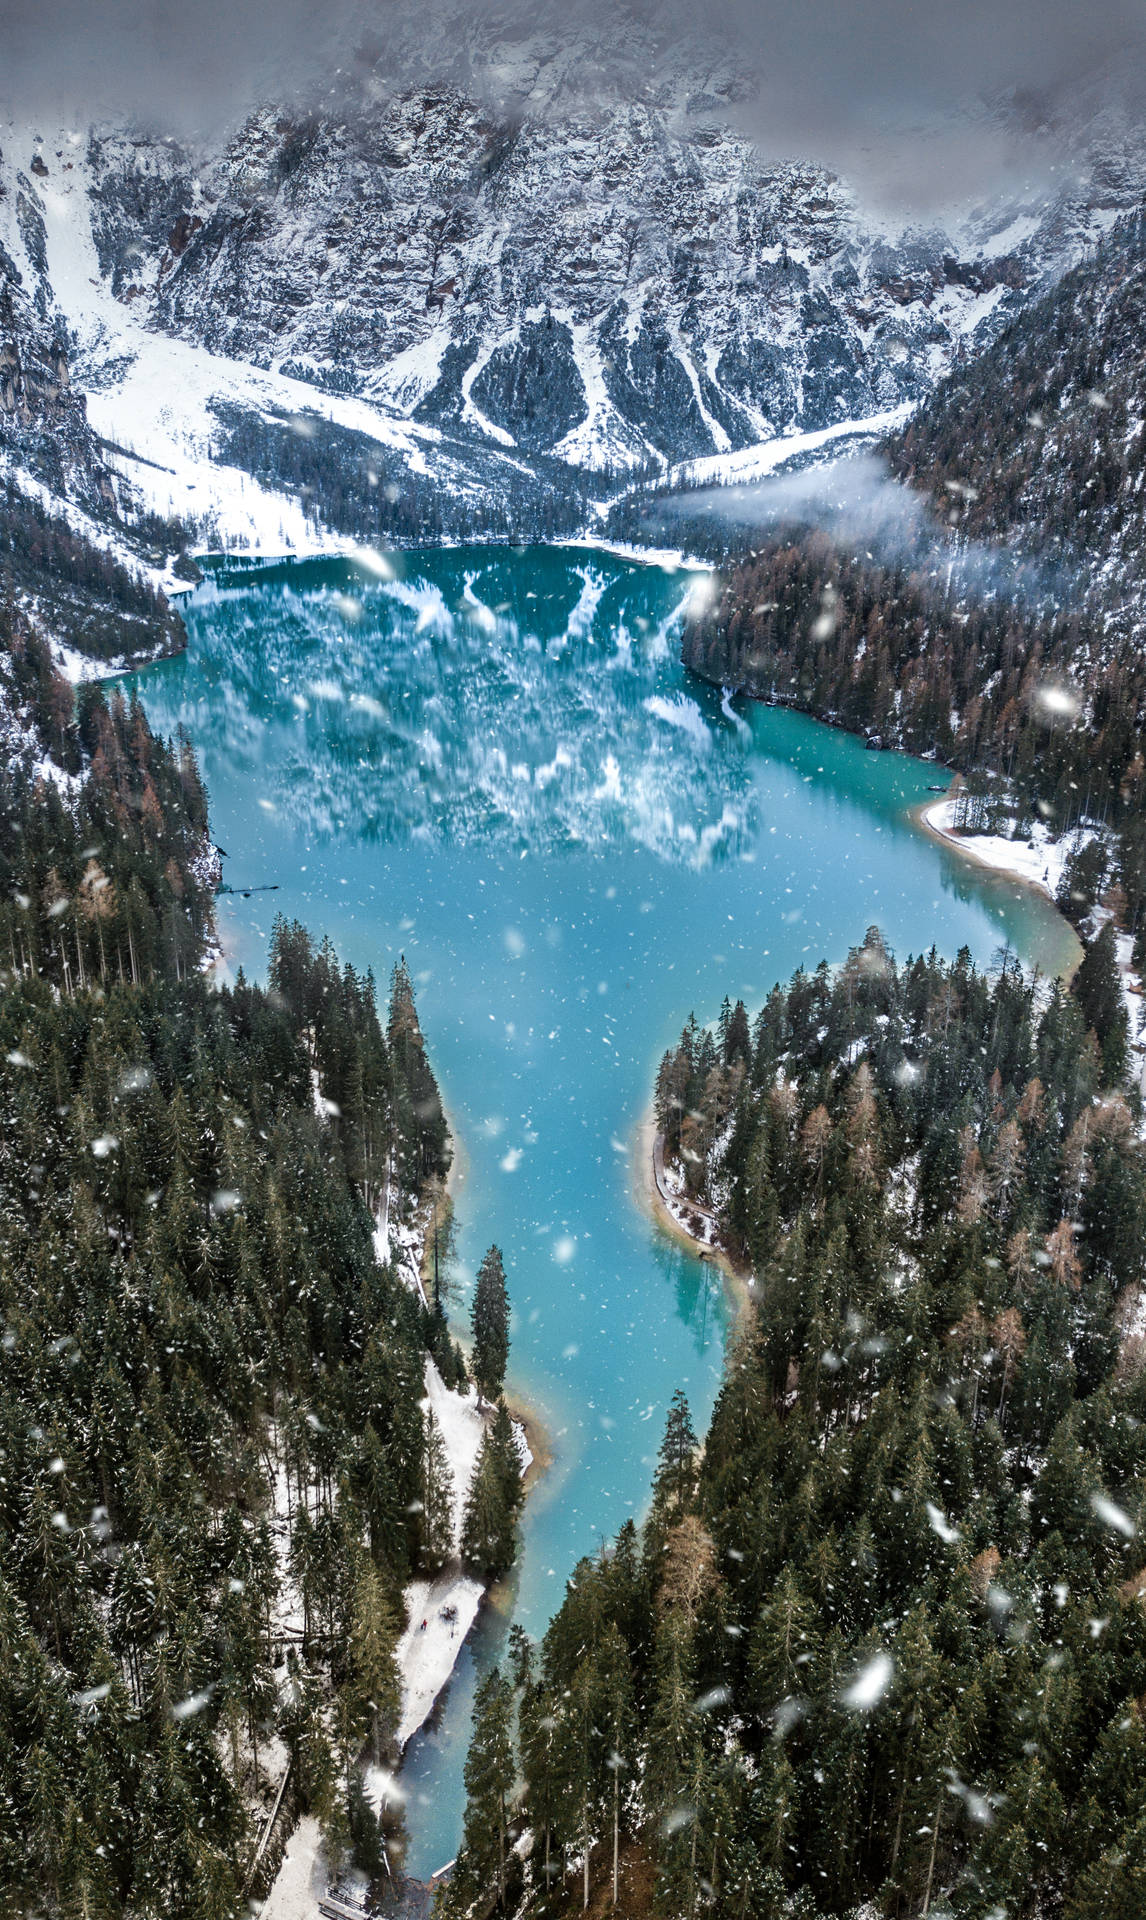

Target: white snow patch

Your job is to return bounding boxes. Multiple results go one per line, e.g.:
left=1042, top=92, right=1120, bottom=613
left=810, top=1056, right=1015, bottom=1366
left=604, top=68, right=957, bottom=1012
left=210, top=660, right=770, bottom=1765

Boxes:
left=394, top=1565, right=486, bottom=1753
left=921, top=798, right=1083, bottom=901
left=259, top=1814, right=326, bottom=1920
left=664, top=405, right=914, bottom=492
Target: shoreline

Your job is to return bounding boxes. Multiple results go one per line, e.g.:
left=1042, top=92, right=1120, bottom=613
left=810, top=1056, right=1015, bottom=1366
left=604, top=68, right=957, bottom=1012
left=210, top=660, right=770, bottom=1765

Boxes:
left=500, top=1387, right=554, bottom=1501
left=421, top=1097, right=553, bottom=1493
left=441, top=1099, right=553, bottom=1488
left=910, top=798, right=1083, bottom=982
left=635, top=1107, right=756, bottom=1321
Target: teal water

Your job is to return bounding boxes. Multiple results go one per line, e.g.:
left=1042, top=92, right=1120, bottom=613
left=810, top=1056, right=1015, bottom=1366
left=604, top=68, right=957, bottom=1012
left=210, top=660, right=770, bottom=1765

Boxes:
left=131, top=544, right=1075, bottom=1876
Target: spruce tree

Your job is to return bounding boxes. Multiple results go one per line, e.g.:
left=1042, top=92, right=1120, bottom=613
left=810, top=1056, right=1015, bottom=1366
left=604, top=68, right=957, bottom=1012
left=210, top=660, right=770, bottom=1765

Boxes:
left=594, top=1625, right=635, bottom=1908
left=461, top=1428, right=517, bottom=1578
left=472, top=1244, right=510, bottom=1403
left=490, top=1398, right=525, bottom=1526
left=450, top=1667, right=515, bottom=1913
left=421, top=1407, right=456, bottom=1574
left=654, top=1388, right=698, bottom=1513
left=346, top=1559, right=402, bottom=1768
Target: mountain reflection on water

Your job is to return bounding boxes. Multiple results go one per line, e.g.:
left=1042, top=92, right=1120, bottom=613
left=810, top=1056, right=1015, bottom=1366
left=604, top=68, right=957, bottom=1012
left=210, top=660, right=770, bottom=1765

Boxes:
left=172, top=547, right=751, bottom=861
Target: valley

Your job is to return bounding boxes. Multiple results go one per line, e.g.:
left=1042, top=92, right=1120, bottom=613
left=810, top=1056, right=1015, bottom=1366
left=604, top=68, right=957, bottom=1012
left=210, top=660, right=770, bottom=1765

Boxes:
left=126, top=545, right=1076, bottom=1884
left=4, top=8, right=1146, bottom=1914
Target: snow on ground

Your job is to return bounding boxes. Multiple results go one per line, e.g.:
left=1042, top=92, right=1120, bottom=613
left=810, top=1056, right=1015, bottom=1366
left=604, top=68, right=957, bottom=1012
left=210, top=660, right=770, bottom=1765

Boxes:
left=390, top=1565, right=486, bottom=1755
left=49, top=639, right=164, bottom=684
left=264, top=1428, right=306, bottom=1646
left=83, top=336, right=436, bottom=560
left=31, top=752, right=84, bottom=799
left=924, top=803, right=1146, bottom=1092
left=259, top=1814, right=326, bottom=1920
left=389, top=1352, right=530, bottom=1753
left=554, top=321, right=655, bottom=472
left=7, top=462, right=186, bottom=613
left=1098, top=917, right=1146, bottom=1096
left=424, top=1357, right=485, bottom=1543
left=381, top=1209, right=429, bottom=1303
left=653, top=1132, right=721, bottom=1250
left=662, top=404, right=914, bottom=492
left=921, top=798, right=1084, bottom=900
left=381, top=1353, right=532, bottom=1764
left=573, top=534, right=712, bottom=573
left=22, top=129, right=446, bottom=561
left=375, top=1189, right=528, bottom=1756
left=1115, top=930, right=1145, bottom=1059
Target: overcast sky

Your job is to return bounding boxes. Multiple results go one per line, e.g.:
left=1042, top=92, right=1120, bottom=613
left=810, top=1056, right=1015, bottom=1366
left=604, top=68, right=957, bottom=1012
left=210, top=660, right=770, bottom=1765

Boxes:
left=2, top=0, right=1144, bottom=208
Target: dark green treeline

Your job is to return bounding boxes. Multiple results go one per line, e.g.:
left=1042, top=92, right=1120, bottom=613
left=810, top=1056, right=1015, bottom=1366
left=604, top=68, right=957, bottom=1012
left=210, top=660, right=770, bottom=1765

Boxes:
left=450, top=928, right=1146, bottom=1920
left=0, top=630, right=458, bottom=1913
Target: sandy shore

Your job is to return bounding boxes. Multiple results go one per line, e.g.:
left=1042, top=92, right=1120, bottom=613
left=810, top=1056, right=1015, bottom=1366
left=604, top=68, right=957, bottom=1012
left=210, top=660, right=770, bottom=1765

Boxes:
left=910, top=799, right=1083, bottom=982
left=634, top=1108, right=756, bottom=1321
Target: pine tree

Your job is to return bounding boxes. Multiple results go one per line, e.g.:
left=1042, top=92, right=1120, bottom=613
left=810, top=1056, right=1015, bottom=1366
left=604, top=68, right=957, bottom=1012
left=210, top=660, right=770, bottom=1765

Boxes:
left=346, top=1558, right=402, bottom=1768
left=450, top=1667, right=515, bottom=1913
left=461, top=1427, right=517, bottom=1578
left=472, top=1244, right=510, bottom=1403
left=282, top=1649, right=337, bottom=1819
left=421, top=1407, right=456, bottom=1574
left=654, top=1388, right=697, bottom=1513
left=490, top=1398, right=524, bottom=1524
left=429, top=1190, right=458, bottom=1315
left=594, top=1625, right=635, bottom=1908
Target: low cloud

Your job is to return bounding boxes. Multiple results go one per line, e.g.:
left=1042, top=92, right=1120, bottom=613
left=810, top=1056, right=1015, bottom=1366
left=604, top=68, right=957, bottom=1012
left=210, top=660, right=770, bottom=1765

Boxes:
left=1, top=0, right=1144, bottom=204
left=0, top=0, right=363, bottom=136
left=659, top=450, right=1070, bottom=603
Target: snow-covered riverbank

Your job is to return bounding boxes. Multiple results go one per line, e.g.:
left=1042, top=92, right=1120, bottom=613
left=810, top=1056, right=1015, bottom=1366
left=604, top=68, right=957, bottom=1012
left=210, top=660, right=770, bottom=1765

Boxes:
left=258, top=1160, right=542, bottom=1917
left=919, top=799, right=1145, bottom=1081
left=919, top=797, right=1081, bottom=902
left=639, top=1112, right=755, bottom=1317
left=374, top=1195, right=535, bottom=1754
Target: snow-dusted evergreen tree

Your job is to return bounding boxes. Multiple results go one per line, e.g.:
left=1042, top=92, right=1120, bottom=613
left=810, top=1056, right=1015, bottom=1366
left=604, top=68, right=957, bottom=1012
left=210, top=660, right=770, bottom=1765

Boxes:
left=0, top=632, right=464, bottom=1910
left=443, top=1667, right=515, bottom=1916
left=421, top=1406, right=456, bottom=1573
left=345, top=1558, right=402, bottom=1770
left=653, top=1387, right=698, bottom=1514
left=461, top=1434, right=513, bottom=1579
left=459, top=1403, right=523, bottom=1581
left=471, top=1243, right=510, bottom=1403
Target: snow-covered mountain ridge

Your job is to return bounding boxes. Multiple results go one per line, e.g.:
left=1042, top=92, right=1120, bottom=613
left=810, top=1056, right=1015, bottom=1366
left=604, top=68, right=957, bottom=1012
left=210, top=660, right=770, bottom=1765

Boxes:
left=4, top=26, right=1146, bottom=583
left=890, top=207, right=1146, bottom=622
left=76, top=87, right=1144, bottom=474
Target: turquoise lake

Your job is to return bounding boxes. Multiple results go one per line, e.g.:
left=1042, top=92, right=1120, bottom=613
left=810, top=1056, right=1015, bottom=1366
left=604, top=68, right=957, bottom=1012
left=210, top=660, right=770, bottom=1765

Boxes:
left=130, top=543, right=1076, bottom=1877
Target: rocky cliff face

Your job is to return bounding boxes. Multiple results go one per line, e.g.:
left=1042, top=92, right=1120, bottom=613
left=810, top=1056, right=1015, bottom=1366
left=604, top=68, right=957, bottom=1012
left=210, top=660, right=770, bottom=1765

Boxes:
left=70, top=27, right=1146, bottom=479
left=3, top=23, right=1146, bottom=560
left=0, top=157, right=102, bottom=495
left=0, top=142, right=190, bottom=663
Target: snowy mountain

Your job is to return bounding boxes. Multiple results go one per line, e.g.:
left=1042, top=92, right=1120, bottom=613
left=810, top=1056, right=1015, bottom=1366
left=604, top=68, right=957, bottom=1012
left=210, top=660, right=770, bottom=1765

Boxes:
left=0, top=142, right=194, bottom=664
left=4, top=16, right=1146, bottom=584
left=890, top=207, right=1146, bottom=624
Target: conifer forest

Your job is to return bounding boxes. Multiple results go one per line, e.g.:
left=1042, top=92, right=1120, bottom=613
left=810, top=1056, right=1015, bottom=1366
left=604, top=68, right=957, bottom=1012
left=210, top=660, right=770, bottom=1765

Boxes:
left=6, top=2, right=1146, bottom=1918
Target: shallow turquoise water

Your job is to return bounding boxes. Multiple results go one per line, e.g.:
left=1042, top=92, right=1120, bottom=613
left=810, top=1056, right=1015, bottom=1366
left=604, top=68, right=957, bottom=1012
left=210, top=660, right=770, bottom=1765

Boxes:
left=131, top=544, right=1074, bottom=1876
